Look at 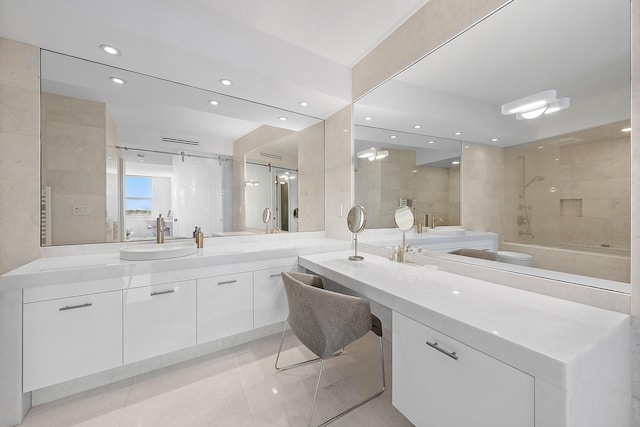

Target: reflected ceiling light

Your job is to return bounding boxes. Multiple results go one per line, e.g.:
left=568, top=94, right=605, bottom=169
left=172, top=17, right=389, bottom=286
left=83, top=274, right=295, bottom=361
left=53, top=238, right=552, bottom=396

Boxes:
left=279, top=116, right=287, bottom=121
left=428, top=140, right=435, bottom=144
left=502, top=90, right=570, bottom=120
left=454, top=131, right=462, bottom=136
left=451, top=161, right=460, bottom=165
left=414, top=125, right=422, bottom=129
left=219, top=79, right=232, bottom=86
left=357, top=147, right=388, bottom=161
left=621, top=127, right=631, bottom=132
left=412, top=170, right=417, bottom=173
left=491, top=138, right=499, bottom=142
left=208, top=100, right=219, bottom=106
left=109, top=77, right=126, bottom=85
left=245, top=180, right=260, bottom=187
left=99, top=44, right=120, bottom=55
left=364, top=116, right=373, bottom=121
left=299, top=101, right=308, bottom=107
left=390, top=135, right=397, bottom=139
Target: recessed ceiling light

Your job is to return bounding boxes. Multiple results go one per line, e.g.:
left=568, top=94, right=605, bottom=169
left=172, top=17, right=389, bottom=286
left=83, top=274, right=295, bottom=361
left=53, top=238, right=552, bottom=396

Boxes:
left=109, top=77, right=126, bottom=85
left=390, top=135, right=397, bottom=139
left=208, top=100, right=219, bottom=106
left=452, top=161, right=460, bottom=165
left=454, top=131, right=462, bottom=136
left=279, top=116, right=287, bottom=121
left=491, top=138, right=499, bottom=142
left=299, top=101, right=308, bottom=107
left=621, top=127, right=631, bottom=132
left=99, top=44, right=120, bottom=55
left=414, top=125, right=422, bottom=129
left=364, top=116, right=373, bottom=121
left=428, top=140, right=435, bottom=144
left=219, top=79, right=232, bottom=86
left=411, top=170, right=417, bottom=173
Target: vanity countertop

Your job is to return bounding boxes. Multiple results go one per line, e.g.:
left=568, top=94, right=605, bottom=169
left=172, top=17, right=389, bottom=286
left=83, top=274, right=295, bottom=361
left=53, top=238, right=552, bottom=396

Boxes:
left=0, top=235, right=349, bottom=291
left=299, top=251, right=629, bottom=387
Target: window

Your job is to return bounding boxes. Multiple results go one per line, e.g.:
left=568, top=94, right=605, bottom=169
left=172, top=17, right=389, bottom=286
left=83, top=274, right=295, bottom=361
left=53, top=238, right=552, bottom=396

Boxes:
left=125, top=176, right=152, bottom=216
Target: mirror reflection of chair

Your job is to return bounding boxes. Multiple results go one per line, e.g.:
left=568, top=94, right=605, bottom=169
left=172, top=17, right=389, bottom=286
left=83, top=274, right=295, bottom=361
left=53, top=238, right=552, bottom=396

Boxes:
left=275, top=271, right=385, bottom=426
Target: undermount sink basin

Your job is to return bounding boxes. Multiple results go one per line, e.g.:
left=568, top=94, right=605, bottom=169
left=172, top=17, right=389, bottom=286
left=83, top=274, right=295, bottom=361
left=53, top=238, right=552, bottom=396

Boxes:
left=120, top=242, right=197, bottom=261
left=426, top=226, right=465, bottom=236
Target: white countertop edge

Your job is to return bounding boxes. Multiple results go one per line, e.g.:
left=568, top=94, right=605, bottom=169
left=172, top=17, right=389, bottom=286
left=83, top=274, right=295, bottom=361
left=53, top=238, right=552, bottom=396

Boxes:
left=298, top=251, right=629, bottom=387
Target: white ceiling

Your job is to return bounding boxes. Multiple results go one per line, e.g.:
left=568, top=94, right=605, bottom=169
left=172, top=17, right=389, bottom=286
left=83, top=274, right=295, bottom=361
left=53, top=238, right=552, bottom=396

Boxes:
left=0, top=0, right=430, bottom=117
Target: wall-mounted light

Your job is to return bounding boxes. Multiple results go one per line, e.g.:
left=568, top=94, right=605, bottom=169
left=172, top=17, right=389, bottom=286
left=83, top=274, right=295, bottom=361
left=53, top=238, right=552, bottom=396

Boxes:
left=357, top=147, right=389, bottom=161
left=502, top=90, right=570, bottom=120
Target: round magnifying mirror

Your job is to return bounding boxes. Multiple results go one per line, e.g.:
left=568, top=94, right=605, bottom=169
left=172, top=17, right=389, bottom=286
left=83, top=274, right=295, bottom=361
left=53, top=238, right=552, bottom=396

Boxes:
left=347, top=205, right=367, bottom=261
left=394, top=206, right=414, bottom=231
left=262, top=207, right=271, bottom=224
left=262, top=207, right=271, bottom=234
left=347, top=205, right=367, bottom=234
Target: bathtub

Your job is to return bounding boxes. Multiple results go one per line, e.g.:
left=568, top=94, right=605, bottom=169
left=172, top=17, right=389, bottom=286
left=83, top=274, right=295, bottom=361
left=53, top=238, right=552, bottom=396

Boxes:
left=501, top=241, right=630, bottom=283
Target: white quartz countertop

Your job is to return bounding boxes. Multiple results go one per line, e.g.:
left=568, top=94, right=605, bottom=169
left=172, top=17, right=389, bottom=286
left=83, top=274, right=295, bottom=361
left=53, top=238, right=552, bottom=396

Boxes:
left=299, top=251, right=629, bottom=386
left=0, top=236, right=349, bottom=291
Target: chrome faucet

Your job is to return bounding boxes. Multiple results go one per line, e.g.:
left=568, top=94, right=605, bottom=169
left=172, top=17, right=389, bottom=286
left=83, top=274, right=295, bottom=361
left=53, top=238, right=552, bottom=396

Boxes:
left=156, top=214, right=165, bottom=243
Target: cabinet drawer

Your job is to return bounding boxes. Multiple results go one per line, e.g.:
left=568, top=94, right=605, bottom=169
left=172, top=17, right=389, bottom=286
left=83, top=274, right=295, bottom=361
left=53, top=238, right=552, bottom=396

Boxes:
left=23, top=291, right=123, bottom=391
left=123, top=281, right=196, bottom=364
left=197, top=271, right=253, bottom=343
left=392, top=312, right=534, bottom=427
left=253, top=265, right=298, bottom=328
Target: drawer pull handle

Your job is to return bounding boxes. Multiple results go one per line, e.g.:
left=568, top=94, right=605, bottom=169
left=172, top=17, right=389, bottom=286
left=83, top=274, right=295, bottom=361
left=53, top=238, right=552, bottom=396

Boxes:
left=269, top=274, right=282, bottom=278
left=426, top=341, right=459, bottom=360
left=151, top=289, right=175, bottom=297
left=218, top=280, right=237, bottom=285
left=59, top=303, right=93, bottom=311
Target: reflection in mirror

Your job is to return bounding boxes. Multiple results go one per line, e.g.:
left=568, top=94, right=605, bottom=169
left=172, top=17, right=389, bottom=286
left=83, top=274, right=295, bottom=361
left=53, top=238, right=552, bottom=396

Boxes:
left=353, top=0, right=631, bottom=288
left=40, top=50, right=323, bottom=245
left=347, top=205, right=367, bottom=261
left=394, top=206, right=415, bottom=247
left=261, top=207, right=272, bottom=234
left=354, top=126, right=461, bottom=228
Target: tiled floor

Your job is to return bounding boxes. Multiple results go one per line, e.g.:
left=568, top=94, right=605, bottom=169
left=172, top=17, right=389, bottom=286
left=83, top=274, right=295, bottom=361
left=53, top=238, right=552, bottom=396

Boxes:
left=19, top=331, right=414, bottom=427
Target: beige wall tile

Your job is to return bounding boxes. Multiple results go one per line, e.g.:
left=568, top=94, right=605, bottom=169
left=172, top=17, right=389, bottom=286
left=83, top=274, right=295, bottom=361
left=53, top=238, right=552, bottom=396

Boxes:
left=0, top=83, right=40, bottom=136
left=0, top=38, right=39, bottom=91
left=324, top=106, right=352, bottom=240
left=297, top=121, right=325, bottom=231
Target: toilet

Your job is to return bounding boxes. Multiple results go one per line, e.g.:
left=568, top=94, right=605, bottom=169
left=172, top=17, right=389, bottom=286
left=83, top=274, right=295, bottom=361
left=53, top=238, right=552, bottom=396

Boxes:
left=497, top=251, right=533, bottom=267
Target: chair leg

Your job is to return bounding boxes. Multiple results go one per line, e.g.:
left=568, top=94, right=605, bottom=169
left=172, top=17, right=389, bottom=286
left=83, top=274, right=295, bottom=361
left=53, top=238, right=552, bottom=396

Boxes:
left=315, top=335, right=386, bottom=427
left=308, top=359, right=324, bottom=427
left=275, top=320, right=342, bottom=372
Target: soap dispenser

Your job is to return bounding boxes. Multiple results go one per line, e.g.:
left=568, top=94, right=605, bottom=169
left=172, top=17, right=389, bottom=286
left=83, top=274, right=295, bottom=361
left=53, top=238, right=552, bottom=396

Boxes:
left=195, top=227, right=204, bottom=248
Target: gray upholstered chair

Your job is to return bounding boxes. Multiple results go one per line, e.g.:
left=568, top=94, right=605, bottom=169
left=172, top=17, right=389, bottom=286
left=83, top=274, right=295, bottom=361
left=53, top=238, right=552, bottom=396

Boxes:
left=275, top=271, right=385, bottom=427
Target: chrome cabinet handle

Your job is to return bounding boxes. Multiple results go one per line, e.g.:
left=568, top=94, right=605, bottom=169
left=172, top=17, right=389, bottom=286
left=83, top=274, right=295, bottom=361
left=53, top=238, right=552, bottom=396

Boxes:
left=426, top=341, right=459, bottom=360
left=269, top=274, right=282, bottom=278
left=59, top=302, right=92, bottom=311
left=151, top=289, right=175, bottom=297
left=218, top=279, right=237, bottom=285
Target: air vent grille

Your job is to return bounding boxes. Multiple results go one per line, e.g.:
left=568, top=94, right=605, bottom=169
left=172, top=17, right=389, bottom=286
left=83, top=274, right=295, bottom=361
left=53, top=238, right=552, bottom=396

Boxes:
left=162, top=137, right=200, bottom=146
left=260, top=152, right=282, bottom=160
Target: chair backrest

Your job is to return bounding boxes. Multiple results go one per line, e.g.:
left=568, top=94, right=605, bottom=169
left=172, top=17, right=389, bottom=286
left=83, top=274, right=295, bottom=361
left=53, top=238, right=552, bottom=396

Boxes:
left=281, top=271, right=372, bottom=359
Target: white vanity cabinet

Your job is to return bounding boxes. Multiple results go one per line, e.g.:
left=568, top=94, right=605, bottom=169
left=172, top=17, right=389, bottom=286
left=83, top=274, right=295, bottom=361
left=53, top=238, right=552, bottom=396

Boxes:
left=123, top=280, right=196, bottom=364
left=392, top=312, right=534, bottom=427
left=197, top=271, right=254, bottom=343
left=23, top=290, right=123, bottom=392
left=253, top=264, right=298, bottom=328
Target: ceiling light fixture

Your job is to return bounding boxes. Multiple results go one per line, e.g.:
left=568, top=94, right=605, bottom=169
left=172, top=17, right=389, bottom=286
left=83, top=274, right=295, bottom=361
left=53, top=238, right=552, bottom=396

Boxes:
left=452, top=161, right=460, bottom=165
left=219, top=79, right=232, bottom=86
left=364, top=116, right=373, bottom=121
left=390, top=135, right=397, bottom=139
left=454, top=131, right=462, bottom=136
left=99, top=44, right=121, bottom=55
left=428, top=140, right=435, bottom=144
left=109, top=77, right=126, bottom=85
left=357, top=147, right=389, bottom=161
left=414, top=125, right=422, bottom=129
left=621, top=127, right=631, bottom=132
left=299, top=101, right=308, bottom=107
left=491, top=138, right=499, bottom=142
left=502, top=90, right=570, bottom=120
left=208, top=100, right=219, bottom=106
left=279, top=116, right=287, bottom=121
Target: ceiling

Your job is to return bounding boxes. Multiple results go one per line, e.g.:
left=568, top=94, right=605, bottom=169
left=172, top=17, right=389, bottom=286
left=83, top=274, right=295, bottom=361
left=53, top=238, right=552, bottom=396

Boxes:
left=0, top=0, right=430, bottom=118
left=354, top=0, right=631, bottom=154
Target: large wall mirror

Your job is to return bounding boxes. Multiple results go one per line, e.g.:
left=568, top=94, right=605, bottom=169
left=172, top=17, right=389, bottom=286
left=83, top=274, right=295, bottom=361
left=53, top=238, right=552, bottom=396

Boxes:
left=40, top=50, right=324, bottom=245
left=353, top=0, right=631, bottom=290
